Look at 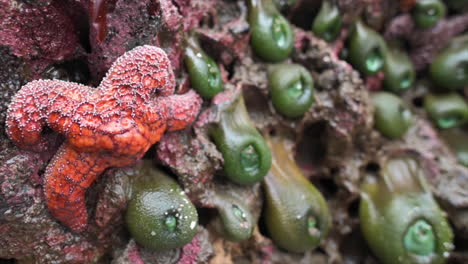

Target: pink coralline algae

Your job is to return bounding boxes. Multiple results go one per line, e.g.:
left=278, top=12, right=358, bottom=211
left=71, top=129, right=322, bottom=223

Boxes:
left=0, top=1, right=79, bottom=61
left=5, top=45, right=202, bottom=232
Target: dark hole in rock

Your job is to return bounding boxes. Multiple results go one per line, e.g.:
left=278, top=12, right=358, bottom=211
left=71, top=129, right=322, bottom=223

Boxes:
left=97, top=253, right=112, bottom=263
left=42, top=59, right=91, bottom=84
left=155, top=164, right=178, bottom=181
left=364, top=162, right=380, bottom=174
left=66, top=1, right=92, bottom=53
left=198, top=16, right=208, bottom=28
left=340, top=230, right=373, bottom=264
left=330, top=167, right=339, bottom=176
left=199, top=11, right=215, bottom=29
left=295, top=121, right=327, bottom=169
left=453, top=227, right=468, bottom=249
left=42, top=65, right=69, bottom=81
left=147, top=0, right=159, bottom=16
left=0, top=259, right=16, bottom=264
left=197, top=207, right=218, bottom=227
left=37, top=167, right=46, bottom=178
left=225, top=61, right=236, bottom=81
left=412, top=96, right=423, bottom=108
left=300, top=37, right=310, bottom=53
left=314, top=247, right=327, bottom=255
left=243, top=86, right=270, bottom=124
left=347, top=197, right=360, bottom=218
left=257, top=204, right=270, bottom=241
left=143, top=145, right=157, bottom=160
left=62, top=59, right=91, bottom=84
left=269, top=129, right=277, bottom=137
left=197, top=37, right=226, bottom=66
left=314, top=84, right=324, bottom=92
left=287, top=0, right=321, bottom=31
left=313, top=177, right=338, bottom=199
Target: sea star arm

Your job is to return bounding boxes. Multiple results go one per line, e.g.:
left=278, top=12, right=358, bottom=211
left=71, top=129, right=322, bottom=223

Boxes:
left=156, top=90, right=202, bottom=132
left=44, top=143, right=109, bottom=232
left=99, top=45, right=176, bottom=100
left=6, top=80, right=91, bottom=150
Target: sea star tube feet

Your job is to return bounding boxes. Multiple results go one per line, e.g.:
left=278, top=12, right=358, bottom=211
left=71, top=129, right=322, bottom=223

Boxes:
left=5, top=45, right=202, bottom=232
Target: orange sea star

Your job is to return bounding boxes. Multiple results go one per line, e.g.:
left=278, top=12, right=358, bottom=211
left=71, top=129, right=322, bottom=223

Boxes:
left=6, top=45, right=202, bottom=232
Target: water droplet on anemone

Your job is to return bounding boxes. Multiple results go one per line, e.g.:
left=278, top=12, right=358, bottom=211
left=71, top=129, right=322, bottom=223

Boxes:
left=190, top=220, right=197, bottom=230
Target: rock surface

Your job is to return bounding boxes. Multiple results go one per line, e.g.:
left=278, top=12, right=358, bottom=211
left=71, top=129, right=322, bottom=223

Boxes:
left=1, top=0, right=468, bottom=263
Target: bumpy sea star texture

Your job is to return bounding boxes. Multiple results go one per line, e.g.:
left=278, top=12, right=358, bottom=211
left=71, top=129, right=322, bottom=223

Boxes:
left=6, top=45, right=202, bottom=232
